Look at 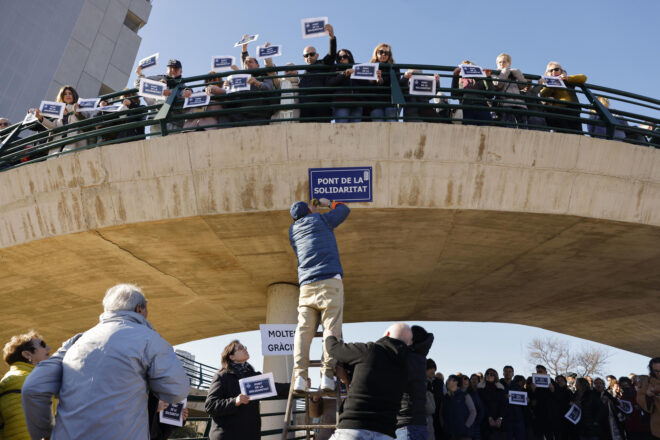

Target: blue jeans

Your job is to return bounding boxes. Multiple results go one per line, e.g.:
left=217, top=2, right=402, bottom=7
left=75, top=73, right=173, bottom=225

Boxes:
left=331, top=428, right=395, bottom=440
left=370, top=107, right=398, bottom=122
left=334, top=106, right=363, bottom=123
left=396, top=425, right=428, bottom=440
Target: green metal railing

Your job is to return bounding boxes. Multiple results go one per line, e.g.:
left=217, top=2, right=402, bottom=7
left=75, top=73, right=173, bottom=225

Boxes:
left=1, top=63, right=658, bottom=171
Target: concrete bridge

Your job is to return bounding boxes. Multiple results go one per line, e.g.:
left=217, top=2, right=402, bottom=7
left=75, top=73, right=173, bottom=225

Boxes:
left=1, top=122, right=658, bottom=371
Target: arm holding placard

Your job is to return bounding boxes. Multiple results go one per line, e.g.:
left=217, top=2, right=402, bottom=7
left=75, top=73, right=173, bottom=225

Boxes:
left=320, top=24, right=337, bottom=65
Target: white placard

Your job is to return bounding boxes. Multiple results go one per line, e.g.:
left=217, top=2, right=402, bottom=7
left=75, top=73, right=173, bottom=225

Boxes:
left=235, top=34, right=258, bottom=47
left=77, top=98, right=100, bottom=112
left=257, top=45, right=282, bottom=59
left=532, top=374, right=551, bottom=388
left=564, top=403, right=582, bottom=424
left=542, top=76, right=566, bottom=88
left=460, top=64, right=486, bottom=78
left=98, top=103, right=122, bottom=112
left=301, top=17, right=328, bottom=39
left=183, top=92, right=211, bottom=109
left=409, top=75, right=436, bottom=96
left=138, top=52, right=159, bottom=71
left=239, top=372, right=277, bottom=400
left=228, top=74, right=251, bottom=93
left=39, top=101, right=65, bottom=119
left=139, top=78, right=167, bottom=100
left=351, top=63, right=379, bottom=81
left=159, top=398, right=186, bottom=427
left=212, top=55, right=236, bottom=72
left=509, top=390, right=528, bottom=406
left=617, top=399, right=633, bottom=415
left=260, top=324, right=296, bottom=355
left=22, top=111, right=38, bottom=125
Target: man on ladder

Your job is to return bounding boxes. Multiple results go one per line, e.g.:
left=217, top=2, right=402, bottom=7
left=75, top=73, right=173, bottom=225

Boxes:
left=289, top=197, right=350, bottom=393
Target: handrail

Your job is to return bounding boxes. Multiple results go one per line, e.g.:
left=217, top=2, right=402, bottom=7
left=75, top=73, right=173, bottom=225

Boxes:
left=1, top=63, right=658, bottom=170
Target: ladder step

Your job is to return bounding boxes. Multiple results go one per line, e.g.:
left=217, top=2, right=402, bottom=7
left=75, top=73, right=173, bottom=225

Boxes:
left=286, top=424, right=339, bottom=430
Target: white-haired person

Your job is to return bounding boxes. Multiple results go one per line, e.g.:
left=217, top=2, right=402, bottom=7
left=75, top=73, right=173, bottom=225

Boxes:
left=0, top=331, right=51, bottom=439
left=491, top=53, right=529, bottom=128
left=22, top=283, right=190, bottom=440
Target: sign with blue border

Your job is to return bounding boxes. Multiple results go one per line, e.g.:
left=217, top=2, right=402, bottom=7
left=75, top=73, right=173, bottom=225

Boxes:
left=212, top=55, right=235, bottom=72
left=39, top=101, right=65, bottom=119
left=183, top=92, right=210, bottom=108
left=309, top=167, right=373, bottom=202
left=239, top=372, right=277, bottom=400
left=542, top=75, right=566, bottom=88
left=460, top=64, right=486, bottom=78
left=410, top=75, right=436, bottom=95
left=301, top=17, right=328, bottom=38
left=351, top=63, right=378, bottom=81
left=139, top=78, right=166, bottom=100
left=257, top=45, right=282, bottom=59
left=138, top=52, right=159, bottom=71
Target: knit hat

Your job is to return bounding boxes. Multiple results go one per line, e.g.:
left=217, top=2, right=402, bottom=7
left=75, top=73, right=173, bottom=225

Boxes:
left=411, top=325, right=428, bottom=345
left=290, top=201, right=309, bottom=220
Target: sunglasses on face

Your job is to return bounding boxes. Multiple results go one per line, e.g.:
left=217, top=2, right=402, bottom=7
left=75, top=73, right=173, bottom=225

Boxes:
left=35, top=340, right=47, bottom=348
left=548, top=67, right=562, bottom=73
left=303, top=52, right=317, bottom=58
left=232, top=344, right=246, bottom=354
left=378, top=50, right=390, bottom=55
left=486, top=372, right=496, bottom=376
left=0, top=123, right=9, bottom=128
left=337, top=54, right=350, bottom=60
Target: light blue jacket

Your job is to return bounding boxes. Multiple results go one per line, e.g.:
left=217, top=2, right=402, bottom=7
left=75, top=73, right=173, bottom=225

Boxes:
left=21, top=310, right=189, bottom=440
left=289, top=203, right=350, bottom=286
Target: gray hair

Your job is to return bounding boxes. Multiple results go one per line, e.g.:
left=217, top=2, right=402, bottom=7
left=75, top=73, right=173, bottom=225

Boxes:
left=102, top=284, right=147, bottom=312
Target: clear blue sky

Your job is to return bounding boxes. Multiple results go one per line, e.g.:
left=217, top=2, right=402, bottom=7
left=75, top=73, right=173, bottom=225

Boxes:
left=128, top=1, right=658, bottom=379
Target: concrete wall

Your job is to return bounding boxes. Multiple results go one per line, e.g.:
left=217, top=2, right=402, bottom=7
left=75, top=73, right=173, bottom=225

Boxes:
left=0, top=123, right=658, bottom=360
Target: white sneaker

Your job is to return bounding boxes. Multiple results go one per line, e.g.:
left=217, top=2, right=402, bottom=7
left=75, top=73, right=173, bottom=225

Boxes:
left=321, top=375, right=335, bottom=392
left=293, top=376, right=307, bottom=393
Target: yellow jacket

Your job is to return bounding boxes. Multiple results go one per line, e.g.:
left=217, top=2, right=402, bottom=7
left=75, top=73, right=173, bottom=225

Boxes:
left=540, top=74, right=587, bottom=105
left=0, top=362, right=34, bottom=440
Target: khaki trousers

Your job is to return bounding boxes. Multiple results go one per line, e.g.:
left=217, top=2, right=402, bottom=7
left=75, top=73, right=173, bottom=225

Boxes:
left=293, top=277, right=344, bottom=379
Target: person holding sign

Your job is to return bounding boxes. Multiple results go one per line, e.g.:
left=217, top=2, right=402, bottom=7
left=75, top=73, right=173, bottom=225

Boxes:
left=299, top=23, right=337, bottom=122
left=366, top=43, right=401, bottom=122
left=503, top=375, right=529, bottom=440
left=204, top=340, right=288, bottom=440
left=539, top=61, right=587, bottom=134
left=451, top=61, right=493, bottom=126
left=491, top=53, right=529, bottom=128
left=402, top=69, right=442, bottom=122
left=572, top=378, right=606, bottom=440
left=289, top=197, right=350, bottom=393
left=31, top=85, right=89, bottom=156
left=327, top=49, right=369, bottom=123
left=240, top=37, right=282, bottom=89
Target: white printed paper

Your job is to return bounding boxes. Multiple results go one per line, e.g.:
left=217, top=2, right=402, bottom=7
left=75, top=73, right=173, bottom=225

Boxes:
left=98, top=103, right=122, bottom=112
left=228, top=74, right=251, bottom=93
left=351, top=63, right=379, bottom=81
left=239, top=372, right=277, bottom=400
left=22, top=111, right=38, bottom=125
left=183, top=92, right=211, bottom=109
left=235, top=34, right=258, bottom=47
left=39, top=101, right=65, bottom=119
left=460, top=64, right=486, bottom=78
left=257, top=45, right=282, bottom=59
left=542, top=76, right=566, bottom=88
left=159, top=398, right=186, bottom=427
left=509, top=391, right=528, bottom=406
left=532, top=374, right=551, bottom=388
left=212, top=55, right=236, bottom=72
left=138, top=52, right=159, bottom=71
left=409, top=75, right=436, bottom=96
left=77, top=98, right=100, bottom=112
left=139, top=78, right=166, bottom=100
left=301, top=17, right=328, bottom=39
left=564, top=403, right=582, bottom=424
left=260, top=324, right=297, bottom=356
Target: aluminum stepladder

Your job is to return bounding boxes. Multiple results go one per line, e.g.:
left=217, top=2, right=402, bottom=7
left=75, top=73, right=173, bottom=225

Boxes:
left=281, top=332, right=344, bottom=440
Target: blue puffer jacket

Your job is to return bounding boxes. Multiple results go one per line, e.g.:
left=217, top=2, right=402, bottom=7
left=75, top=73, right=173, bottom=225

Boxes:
left=289, top=203, right=350, bottom=285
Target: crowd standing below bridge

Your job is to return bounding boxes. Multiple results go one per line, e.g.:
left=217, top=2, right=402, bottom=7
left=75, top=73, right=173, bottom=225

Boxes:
left=1, top=21, right=659, bottom=165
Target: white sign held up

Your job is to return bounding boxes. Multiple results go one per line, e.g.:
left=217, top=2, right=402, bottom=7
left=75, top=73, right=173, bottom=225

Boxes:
left=239, top=372, right=277, bottom=400
left=301, top=17, right=328, bottom=39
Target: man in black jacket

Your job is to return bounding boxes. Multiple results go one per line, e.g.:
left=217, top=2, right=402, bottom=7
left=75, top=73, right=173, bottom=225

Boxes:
left=397, top=326, right=434, bottom=440
left=299, top=24, right=337, bottom=122
left=325, top=322, right=412, bottom=440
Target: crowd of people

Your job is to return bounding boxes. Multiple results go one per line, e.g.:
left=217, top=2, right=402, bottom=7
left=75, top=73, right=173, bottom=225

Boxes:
left=1, top=22, right=658, bottom=164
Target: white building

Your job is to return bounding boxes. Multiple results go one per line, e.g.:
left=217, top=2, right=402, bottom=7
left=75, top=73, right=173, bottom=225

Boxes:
left=0, top=0, right=151, bottom=122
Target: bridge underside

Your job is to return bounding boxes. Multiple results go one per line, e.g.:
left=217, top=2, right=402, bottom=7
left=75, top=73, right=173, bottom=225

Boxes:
left=1, top=208, right=658, bottom=358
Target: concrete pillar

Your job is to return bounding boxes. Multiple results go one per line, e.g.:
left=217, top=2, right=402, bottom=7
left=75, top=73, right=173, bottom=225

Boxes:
left=261, top=282, right=299, bottom=440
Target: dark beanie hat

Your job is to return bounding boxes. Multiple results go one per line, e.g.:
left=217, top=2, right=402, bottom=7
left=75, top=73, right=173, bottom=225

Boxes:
left=411, top=325, right=428, bottom=344
left=290, top=201, right=309, bottom=220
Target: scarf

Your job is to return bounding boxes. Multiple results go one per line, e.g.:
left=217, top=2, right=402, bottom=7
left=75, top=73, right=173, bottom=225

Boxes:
left=229, top=361, right=255, bottom=378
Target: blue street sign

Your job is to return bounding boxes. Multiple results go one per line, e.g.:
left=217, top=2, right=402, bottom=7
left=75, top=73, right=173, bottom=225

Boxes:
left=309, top=167, right=373, bottom=202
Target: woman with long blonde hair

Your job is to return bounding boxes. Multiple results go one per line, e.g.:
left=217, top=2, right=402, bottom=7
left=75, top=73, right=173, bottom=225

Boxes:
left=366, top=43, right=400, bottom=122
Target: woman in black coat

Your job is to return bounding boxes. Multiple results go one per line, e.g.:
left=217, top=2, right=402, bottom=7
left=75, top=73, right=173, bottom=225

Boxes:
left=204, top=340, right=288, bottom=440
left=478, top=368, right=507, bottom=440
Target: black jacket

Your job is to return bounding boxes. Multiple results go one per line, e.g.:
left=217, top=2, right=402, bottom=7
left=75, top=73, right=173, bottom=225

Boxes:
left=204, top=365, right=288, bottom=440
left=397, top=332, right=434, bottom=428
left=326, top=335, right=409, bottom=438
left=298, top=36, right=337, bottom=91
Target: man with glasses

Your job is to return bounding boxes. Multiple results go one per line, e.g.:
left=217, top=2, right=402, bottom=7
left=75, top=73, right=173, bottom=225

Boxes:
left=299, top=23, right=337, bottom=122
left=22, top=284, right=190, bottom=440
left=638, top=357, right=660, bottom=440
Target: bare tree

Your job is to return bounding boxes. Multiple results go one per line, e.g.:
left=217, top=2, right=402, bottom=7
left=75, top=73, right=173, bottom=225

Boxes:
left=527, top=337, right=611, bottom=377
